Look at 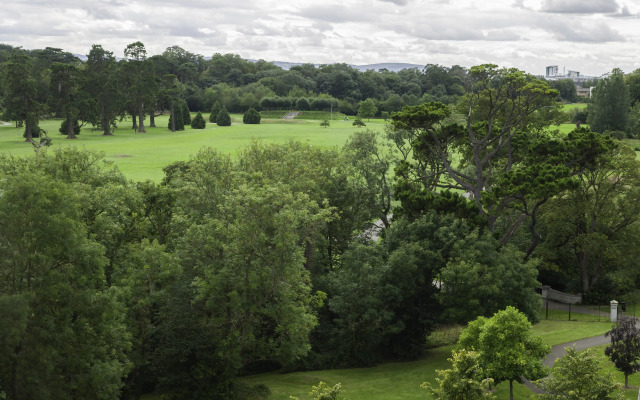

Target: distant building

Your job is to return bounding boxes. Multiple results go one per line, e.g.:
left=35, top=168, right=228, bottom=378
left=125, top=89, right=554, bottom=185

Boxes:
left=545, top=65, right=596, bottom=85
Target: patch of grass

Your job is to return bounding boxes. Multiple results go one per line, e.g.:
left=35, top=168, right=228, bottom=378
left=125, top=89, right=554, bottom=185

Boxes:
left=0, top=115, right=385, bottom=182
left=561, top=103, right=588, bottom=111
left=425, top=325, right=464, bottom=348
left=532, top=319, right=612, bottom=345
left=583, top=345, right=640, bottom=399
left=293, top=111, right=346, bottom=120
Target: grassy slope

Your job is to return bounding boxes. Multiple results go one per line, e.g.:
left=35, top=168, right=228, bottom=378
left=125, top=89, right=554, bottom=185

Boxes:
left=0, top=114, right=385, bottom=182
left=241, top=320, right=613, bottom=400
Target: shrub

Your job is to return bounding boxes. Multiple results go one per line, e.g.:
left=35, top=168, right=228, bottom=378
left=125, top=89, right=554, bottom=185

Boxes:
left=191, top=112, right=206, bottom=129
left=243, top=108, right=261, bottom=124
left=352, top=118, right=366, bottom=127
left=296, top=97, right=311, bottom=111
left=216, top=106, right=231, bottom=126
left=320, top=119, right=330, bottom=128
left=59, top=119, right=81, bottom=136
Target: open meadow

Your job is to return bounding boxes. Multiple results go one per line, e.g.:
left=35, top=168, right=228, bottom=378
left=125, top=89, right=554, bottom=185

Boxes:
left=0, top=113, right=387, bottom=182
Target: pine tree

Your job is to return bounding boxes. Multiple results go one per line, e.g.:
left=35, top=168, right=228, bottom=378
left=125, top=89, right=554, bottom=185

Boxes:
left=191, top=112, right=206, bottom=129
left=209, top=101, right=221, bottom=123
left=216, top=106, right=231, bottom=126
left=242, top=108, right=261, bottom=124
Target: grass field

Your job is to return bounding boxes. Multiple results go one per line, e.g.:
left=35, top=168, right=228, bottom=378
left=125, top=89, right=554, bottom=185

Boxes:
left=0, top=114, right=385, bottom=182
left=240, top=319, right=613, bottom=400
left=561, top=103, right=588, bottom=111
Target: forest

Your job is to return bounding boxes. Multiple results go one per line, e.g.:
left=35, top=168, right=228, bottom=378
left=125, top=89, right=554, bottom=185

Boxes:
left=2, top=43, right=640, bottom=399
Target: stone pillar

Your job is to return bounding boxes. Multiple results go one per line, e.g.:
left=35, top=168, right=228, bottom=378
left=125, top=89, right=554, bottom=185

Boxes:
left=611, top=300, right=619, bottom=323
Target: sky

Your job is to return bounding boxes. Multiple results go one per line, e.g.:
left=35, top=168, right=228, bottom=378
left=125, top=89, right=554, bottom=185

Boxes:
left=2, top=0, right=639, bottom=76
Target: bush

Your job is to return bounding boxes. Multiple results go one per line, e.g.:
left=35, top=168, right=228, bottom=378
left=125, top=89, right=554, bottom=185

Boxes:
left=59, top=119, right=80, bottom=136
left=216, top=107, right=231, bottom=126
left=320, top=119, right=330, bottom=128
left=209, top=101, right=221, bottom=123
left=295, top=97, right=311, bottom=111
left=243, top=108, right=261, bottom=124
left=352, top=118, right=366, bottom=127
left=191, top=112, right=206, bottom=129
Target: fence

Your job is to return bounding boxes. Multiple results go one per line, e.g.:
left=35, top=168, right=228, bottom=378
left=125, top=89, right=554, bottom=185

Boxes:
left=542, top=299, right=638, bottom=322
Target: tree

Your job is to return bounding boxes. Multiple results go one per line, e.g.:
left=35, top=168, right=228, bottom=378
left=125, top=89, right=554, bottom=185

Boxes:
left=588, top=69, right=630, bottom=134
left=84, top=45, right=121, bottom=135
left=50, top=62, right=81, bottom=139
left=2, top=52, right=41, bottom=142
left=242, top=107, right=261, bottom=124
left=536, top=347, right=623, bottom=400
left=168, top=107, right=184, bottom=131
left=181, top=101, right=191, bottom=125
left=352, top=117, right=366, bottom=127
left=58, top=118, right=80, bottom=136
left=216, top=106, right=231, bottom=126
left=191, top=112, right=206, bottom=129
left=438, top=233, right=541, bottom=323
left=422, top=349, right=495, bottom=400
left=605, top=315, right=640, bottom=388
left=320, top=119, right=330, bottom=128
left=458, top=306, right=550, bottom=400
left=358, top=98, right=377, bottom=121
left=389, top=65, right=561, bottom=247
left=209, top=100, right=221, bottom=123
left=0, top=173, right=130, bottom=400
left=123, top=42, right=157, bottom=133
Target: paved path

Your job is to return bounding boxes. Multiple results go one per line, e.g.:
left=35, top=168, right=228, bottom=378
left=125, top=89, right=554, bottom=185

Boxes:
left=0, top=121, right=10, bottom=126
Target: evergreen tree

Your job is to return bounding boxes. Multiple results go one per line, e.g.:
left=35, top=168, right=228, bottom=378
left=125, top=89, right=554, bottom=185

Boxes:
left=242, top=107, right=261, bottom=124
left=216, top=106, right=231, bottom=126
left=209, top=101, right=221, bottom=123
left=191, top=112, right=206, bottom=129
left=181, top=101, right=191, bottom=125
left=168, top=108, right=184, bottom=131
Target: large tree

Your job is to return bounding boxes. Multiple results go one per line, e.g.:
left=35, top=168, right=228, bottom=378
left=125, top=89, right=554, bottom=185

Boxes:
left=84, top=45, right=121, bottom=135
left=588, top=69, right=630, bottom=134
left=2, top=52, right=41, bottom=142
left=50, top=62, right=81, bottom=139
left=123, top=42, right=157, bottom=133
left=390, top=65, right=559, bottom=240
left=0, top=173, right=130, bottom=400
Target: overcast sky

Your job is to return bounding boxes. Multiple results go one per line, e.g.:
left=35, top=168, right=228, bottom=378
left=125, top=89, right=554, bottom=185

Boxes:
left=2, top=0, right=639, bottom=76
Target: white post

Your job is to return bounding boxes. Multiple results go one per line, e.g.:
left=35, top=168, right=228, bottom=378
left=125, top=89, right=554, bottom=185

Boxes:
left=611, top=300, right=619, bottom=323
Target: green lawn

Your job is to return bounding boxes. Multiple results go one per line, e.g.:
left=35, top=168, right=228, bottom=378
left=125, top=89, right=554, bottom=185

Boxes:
left=0, top=115, right=384, bottom=182
left=561, top=103, right=588, bottom=111
left=239, top=320, right=612, bottom=400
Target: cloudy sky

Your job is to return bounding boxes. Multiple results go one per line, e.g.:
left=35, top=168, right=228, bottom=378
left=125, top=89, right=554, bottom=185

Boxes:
left=2, top=0, right=639, bottom=76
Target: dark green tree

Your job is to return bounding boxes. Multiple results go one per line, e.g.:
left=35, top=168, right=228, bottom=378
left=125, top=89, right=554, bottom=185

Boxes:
left=0, top=173, right=130, bottom=400
left=123, top=42, right=157, bottom=133
left=180, top=100, right=191, bottom=125
left=216, top=106, right=231, bottom=126
left=58, top=118, right=80, bottom=136
left=588, top=69, right=630, bottom=134
left=605, top=315, right=640, bottom=388
left=2, top=52, right=41, bottom=142
left=84, top=44, right=121, bottom=135
left=242, top=107, right=261, bottom=124
left=209, top=100, right=221, bottom=123
left=50, top=62, right=81, bottom=139
left=191, top=112, right=206, bottom=129
left=357, top=98, right=377, bottom=121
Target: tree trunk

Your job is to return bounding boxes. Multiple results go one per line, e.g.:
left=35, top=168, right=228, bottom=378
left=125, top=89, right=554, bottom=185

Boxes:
left=580, top=251, right=590, bottom=293
left=24, top=121, right=33, bottom=142
left=138, top=101, right=146, bottom=133
left=66, top=112, right=76, bottom=139
left=101, top=105, right=112, bottom=135
left=132, top=113, right=137, bottom=131
left=170, top=104, right=176, bottom=132
left=149, top=113, right=156, bottom=128
left=625, top=373, right=629, bottom=388
left=509, top=380, right=514, bottom=400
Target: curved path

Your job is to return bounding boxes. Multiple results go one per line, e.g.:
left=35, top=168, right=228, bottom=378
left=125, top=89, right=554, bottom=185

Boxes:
left=524, top=333, right=611, bottom=393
